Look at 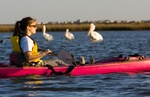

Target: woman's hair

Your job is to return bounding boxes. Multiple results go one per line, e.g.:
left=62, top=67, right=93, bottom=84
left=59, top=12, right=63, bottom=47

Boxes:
left=13, top=17, right=36, bottom=36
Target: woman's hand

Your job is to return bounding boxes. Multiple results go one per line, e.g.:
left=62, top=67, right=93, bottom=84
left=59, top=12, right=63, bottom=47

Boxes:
left=45, top=49, right=52, bottom=54
left=42, top=49, right=52, bottom=55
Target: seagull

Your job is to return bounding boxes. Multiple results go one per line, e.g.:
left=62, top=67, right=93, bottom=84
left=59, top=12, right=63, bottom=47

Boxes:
left=65, top=29, right=74, bottom=40
left=42, top=25, right=53, bottom=41
left=87, top=23, right=103, bottom=42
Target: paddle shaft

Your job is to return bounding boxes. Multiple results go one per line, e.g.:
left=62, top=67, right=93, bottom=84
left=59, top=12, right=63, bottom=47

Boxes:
left=0, top=37, right=10, bottom=43
left=38, top=49, right=58, bottom=56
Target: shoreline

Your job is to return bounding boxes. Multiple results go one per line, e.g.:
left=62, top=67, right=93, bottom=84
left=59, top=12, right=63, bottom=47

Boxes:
left=0, top=22, right=150, bottom=32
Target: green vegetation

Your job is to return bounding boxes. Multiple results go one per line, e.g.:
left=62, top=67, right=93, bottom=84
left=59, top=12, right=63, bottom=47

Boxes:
left=0, top=22, right=150, bottom=32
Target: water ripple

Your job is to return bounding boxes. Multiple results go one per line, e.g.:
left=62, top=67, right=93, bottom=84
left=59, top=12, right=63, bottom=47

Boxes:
left=0, top=31, right=150, bottom=97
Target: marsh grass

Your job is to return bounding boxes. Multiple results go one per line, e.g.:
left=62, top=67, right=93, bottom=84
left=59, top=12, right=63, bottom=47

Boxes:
left=0, top=23, right=150, bottom=32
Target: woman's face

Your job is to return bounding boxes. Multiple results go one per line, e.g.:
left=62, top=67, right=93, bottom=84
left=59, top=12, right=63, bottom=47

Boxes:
left=27, top=21, right=37, bottom=35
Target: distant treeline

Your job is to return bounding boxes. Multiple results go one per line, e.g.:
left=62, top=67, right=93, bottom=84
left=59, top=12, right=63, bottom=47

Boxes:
left=0, top=22, right=150, bottom=32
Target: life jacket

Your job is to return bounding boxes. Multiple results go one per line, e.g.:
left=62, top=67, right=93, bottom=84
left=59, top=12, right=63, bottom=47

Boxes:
left=9, top=35, right=42, bottom=67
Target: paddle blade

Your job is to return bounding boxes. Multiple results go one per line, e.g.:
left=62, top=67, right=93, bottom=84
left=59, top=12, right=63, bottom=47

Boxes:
left=58, top=50, right=75, bottom=65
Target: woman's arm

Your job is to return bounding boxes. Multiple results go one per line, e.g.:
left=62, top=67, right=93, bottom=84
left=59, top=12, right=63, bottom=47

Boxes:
left=24, top=49, right=51, bottom=62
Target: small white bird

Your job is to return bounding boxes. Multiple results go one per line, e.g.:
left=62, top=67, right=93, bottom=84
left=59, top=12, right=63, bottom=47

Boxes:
left=65, top=29, right=74, bottom=40
left=42, top=25, right=53, bottom=41
left=87, top=23, right=103, bottom=42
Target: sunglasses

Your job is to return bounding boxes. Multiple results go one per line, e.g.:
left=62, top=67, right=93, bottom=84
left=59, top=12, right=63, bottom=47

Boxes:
left=29, top=25, right=37, bottom=28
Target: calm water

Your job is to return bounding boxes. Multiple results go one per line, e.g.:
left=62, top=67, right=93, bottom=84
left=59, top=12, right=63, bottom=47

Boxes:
left=0, top=31, right=150, bottom=97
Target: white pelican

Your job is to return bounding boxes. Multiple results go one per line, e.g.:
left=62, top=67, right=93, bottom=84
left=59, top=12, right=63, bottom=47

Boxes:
left=87, top=23, right=103, bottom=41
left=42, top=25, right=53, bottom=41
left=65, top=29, right=74, bottom=40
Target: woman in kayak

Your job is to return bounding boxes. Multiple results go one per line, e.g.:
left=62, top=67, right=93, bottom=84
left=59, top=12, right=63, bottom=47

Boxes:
left=9, top=17, right=76, bottom=68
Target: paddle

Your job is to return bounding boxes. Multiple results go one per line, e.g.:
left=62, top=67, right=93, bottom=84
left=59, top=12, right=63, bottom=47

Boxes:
left=0, top=37, right=10, bottom=43
left=58, top=50, right=76, bottom=75
left=58, top=50, right=76, bottom=66
left=46, top=50, right=76, bottom=75
left=39, top=49, right=78, bottom=67
left=38, top=49, right=58, bottom=56
left=45, top=49, right=76, bottom=66
left=38, top=49, right=77, bottom=67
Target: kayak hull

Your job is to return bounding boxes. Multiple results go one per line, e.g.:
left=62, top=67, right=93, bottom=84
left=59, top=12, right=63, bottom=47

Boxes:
left=1, top=58, right=150, bottom=78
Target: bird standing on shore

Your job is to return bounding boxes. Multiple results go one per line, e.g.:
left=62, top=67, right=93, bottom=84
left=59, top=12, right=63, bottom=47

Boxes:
left=65, top=29, right=74, bottom=40
left=42, top=25, right=53, bottom=41
left=87, top=23, right=103, bottom=42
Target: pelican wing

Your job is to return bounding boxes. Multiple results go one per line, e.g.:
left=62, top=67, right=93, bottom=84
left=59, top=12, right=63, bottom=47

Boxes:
left=65, top=29, right=74, bottom=40
left=43, top=33, right=53, bottom=41
left=65, top=32, right=74, bottom=40
left=91, top=31, right=103, bottom=41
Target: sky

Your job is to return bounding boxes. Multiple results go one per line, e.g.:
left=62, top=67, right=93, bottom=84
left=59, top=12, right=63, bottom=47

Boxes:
left=0, top=0, right=150, bottom=24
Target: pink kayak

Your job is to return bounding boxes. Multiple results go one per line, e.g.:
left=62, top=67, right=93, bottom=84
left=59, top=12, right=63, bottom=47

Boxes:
left=0, top=55, right=150, bottom=78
